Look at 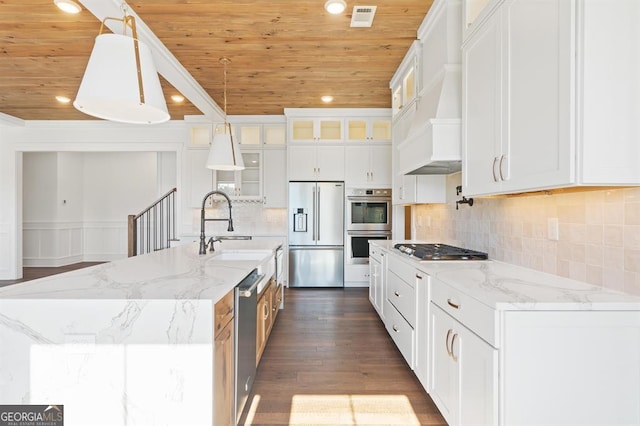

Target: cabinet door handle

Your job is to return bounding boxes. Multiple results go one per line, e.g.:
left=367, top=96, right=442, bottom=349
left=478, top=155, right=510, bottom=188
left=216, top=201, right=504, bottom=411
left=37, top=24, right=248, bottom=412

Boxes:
left=499, top=154, right=506, bottom=181
left=394, top=290, right=400, bottom=297
left=492, top=157, right=499, bottom=182
left=451, top=333, right=459, bottom=362
left=447, top=299, right=460, bottom=309
left=263, top=303, right=269, bottom=319
left=416, top=274, right=423, bottom=280
left=392, top=324, right=399, bottom=332
left=445, top=329, right=453, bottom=356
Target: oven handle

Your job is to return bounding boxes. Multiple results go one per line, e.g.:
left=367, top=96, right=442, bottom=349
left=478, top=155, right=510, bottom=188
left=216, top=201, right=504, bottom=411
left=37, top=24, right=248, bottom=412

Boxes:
left=347, top=196, right=391, bottom=203
left=346, top=231, right=392, bottom=238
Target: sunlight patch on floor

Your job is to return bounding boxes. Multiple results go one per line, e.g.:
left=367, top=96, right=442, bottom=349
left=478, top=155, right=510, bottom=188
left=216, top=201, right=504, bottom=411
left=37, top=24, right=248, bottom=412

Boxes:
left=243, top=394, right=261, bottom=425
left=288, top=394, right=421, bottom=425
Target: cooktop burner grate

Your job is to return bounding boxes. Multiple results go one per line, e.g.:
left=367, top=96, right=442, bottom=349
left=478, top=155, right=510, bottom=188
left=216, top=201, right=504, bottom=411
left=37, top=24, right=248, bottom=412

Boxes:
left=394, top=243, right=488, bottom=261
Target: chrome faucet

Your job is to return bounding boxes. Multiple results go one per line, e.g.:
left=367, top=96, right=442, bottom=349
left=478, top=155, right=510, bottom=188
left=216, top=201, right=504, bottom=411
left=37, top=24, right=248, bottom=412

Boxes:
left=199, top=190, right=234, bottom=255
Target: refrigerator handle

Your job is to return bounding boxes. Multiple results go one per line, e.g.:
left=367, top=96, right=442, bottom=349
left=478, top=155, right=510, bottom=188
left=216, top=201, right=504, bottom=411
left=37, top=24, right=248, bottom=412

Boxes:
left=312, top=186, right=316, bottom=241
left=317, top=186, right=321, bottom=242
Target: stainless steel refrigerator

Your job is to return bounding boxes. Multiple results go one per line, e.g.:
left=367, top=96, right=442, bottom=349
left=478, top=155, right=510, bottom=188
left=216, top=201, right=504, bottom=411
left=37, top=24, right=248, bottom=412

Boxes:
left=288, top=181, right=344, bottom=287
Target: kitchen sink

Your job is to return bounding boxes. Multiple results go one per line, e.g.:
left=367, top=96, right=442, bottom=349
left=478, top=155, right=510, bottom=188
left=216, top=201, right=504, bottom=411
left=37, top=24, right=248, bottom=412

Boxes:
left=211, top=250, right=272, bottom=261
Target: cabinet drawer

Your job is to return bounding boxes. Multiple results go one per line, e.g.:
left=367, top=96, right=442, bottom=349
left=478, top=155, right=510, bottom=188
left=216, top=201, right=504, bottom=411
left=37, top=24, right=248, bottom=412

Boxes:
left=384, top=298, right=415, bottom=368
left=387, top=270, right=417, bottom=327
left=388, top=255, right=419, bottom=288
left=369, top=246, right=383, bottom=263
left=431, top=278, right=499, bottom=347
left=214, top=289, right=235, bottom=337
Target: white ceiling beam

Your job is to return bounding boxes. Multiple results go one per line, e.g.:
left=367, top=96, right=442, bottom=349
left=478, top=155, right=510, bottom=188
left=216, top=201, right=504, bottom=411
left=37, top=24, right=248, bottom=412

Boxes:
left=0, top=112, right=25, bottom=127
left=77, top=0, right=224, bottom=122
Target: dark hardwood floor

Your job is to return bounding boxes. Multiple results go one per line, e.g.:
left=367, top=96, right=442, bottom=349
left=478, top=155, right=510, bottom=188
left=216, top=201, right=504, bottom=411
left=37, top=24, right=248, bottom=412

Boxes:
left=239, top=288, right=446, bottom=425
left=0, top=262, right=104, bottom=288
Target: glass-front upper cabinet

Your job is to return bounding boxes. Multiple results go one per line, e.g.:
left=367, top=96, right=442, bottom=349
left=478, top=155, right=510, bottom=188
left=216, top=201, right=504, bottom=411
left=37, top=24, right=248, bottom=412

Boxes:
left=346, top=118, right=391, bottom=142
left=390, top=40, right=421, bottom=117
left=289, top=118, right=343, bottom=143
left=228, top=119, right=286, bottom=146
left=215, top=151, right=262, bottom=199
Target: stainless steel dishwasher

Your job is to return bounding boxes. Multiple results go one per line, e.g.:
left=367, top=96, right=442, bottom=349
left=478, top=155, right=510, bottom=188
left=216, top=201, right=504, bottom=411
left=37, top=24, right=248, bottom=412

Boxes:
left=234, top=269, right=263, bottom=423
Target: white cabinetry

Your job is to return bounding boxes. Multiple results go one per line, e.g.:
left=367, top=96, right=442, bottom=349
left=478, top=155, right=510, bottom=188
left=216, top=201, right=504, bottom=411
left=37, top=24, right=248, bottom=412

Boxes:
left=345, top=145, right=391, bottom=187
left=368, top=245, right=385, bottom=318
left=288, top=118, right=343, bottom=143
left=393, top=175, right=447, bottom=205
left=287, top=145, right=345, bottom=181
left=373, top=246, right=640, bottom=426
left=463, top=0, right=640, bottom=196
left=215, top=150, right=262, bottom=200
left=390, top=41, right=420, bottom=117
left=430, top=303, right=497, bottom=426
left=346, top=118, right=391, bottom=143
left=262, top=149, right=287, bottom=207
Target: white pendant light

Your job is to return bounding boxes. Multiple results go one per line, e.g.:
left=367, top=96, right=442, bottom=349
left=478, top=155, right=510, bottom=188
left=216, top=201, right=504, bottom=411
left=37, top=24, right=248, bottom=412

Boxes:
left=73, top=9, right=169, bottom=124
left=206, top=58, right=244, bottom=171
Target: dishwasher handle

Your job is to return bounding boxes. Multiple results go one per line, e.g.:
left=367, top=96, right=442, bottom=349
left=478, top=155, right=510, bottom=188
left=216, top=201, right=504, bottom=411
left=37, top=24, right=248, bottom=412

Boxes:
left=238, top=274, right=265, bottom=298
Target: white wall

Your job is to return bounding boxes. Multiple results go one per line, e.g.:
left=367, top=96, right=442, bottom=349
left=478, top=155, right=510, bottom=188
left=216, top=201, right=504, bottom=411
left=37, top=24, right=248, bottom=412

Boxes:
left=0, top=120, right=184, bottom=276
left=22, top=152, right=163, bottom=265
left=0, top=125, right=22, bottom=279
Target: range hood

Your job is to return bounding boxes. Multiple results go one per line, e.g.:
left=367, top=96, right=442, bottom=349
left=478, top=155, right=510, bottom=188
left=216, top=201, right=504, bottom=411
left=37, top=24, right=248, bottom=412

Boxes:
left=397, top=64, right=462, bottom=175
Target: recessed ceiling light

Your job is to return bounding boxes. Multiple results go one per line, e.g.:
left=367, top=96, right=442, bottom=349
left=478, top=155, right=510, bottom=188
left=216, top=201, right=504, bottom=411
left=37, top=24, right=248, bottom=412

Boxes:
left=325, top=0, right=347, bottom=15
left=321, top=95, right=334, bottom=103
left=171, top=94, right=185, bottom=103
left=55, top=95, right=71, bottom=104
left=53, top=0, right=82, bottom=14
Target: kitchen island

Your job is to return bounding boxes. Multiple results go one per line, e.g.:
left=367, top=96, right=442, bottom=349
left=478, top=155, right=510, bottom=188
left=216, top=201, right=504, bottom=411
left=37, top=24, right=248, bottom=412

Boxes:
left=371, top=240, right=640, bottom=426
left=0, top=240, right=281, bottom=426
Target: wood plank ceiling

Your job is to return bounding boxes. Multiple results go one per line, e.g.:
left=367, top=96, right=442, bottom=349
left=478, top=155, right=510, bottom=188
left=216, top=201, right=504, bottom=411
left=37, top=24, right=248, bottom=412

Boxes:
left=0, top=0, right=432, bottom=120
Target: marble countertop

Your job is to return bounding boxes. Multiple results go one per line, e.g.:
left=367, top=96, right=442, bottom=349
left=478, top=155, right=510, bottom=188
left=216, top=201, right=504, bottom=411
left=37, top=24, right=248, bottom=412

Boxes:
left=0, top=240, right=281, bottom=303
left=373, top=240, right=640, bottom=311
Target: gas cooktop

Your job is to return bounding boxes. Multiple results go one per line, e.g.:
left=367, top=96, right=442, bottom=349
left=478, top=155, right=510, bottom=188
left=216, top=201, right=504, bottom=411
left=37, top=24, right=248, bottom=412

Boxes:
left=394, top=243, right=488, bottom=261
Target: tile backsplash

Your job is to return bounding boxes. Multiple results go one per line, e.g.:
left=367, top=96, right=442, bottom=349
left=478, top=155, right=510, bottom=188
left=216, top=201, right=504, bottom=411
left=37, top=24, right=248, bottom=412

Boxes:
left=413, top=187, right=640, bottom=296
left=191, top=202, right=287, bottom=237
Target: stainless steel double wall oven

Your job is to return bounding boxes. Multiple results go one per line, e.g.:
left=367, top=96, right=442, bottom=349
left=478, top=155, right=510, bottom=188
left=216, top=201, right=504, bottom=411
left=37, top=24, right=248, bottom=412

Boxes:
left=345, top=188, right=392, bottom=264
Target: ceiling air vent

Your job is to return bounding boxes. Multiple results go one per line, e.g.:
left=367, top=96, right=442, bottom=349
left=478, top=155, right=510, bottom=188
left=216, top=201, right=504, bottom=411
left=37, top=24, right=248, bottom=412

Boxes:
left=350, top=6, right=377, bottom=28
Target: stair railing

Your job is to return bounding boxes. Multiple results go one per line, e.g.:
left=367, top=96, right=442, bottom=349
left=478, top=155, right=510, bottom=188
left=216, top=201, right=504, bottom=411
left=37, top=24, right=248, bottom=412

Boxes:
left=128, top=187, right=177, bottom=257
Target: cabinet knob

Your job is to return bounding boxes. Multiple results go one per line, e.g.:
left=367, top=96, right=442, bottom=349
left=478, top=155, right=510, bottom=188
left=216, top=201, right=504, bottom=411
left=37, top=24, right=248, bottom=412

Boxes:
left=392, top=324, right=399, bottom=332
left=394, top=291, right=400, bottom=297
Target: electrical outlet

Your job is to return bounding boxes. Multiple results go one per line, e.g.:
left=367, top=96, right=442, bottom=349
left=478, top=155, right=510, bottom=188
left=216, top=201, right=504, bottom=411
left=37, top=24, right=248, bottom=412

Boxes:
left=547, top=218, right=559, bottom=241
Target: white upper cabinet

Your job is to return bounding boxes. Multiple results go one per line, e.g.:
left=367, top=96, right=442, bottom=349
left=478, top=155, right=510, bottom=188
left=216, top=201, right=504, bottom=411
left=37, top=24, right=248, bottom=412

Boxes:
left=289, top=118, right=343, bottom=143
left=346, top=118, right=391, bottom=143
left=288, top=145, right=345, bottom=181
left=463, top=0, right=640, bottom=196
left=345, top=145, right=392, bottom=187
left=390, top=41, right=421, bottom=118
left=263, top=149, right=287, bottom=207
left=215, top=150, right=262, bottom=200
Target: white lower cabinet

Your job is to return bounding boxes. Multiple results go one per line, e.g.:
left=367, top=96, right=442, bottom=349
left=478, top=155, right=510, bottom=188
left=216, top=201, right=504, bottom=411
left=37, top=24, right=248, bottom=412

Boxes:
left=370, top=245, right=640, bottom=426
left=368, top=246, right=386, bottom=319
left=430, top=303, right=497, bottom=426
